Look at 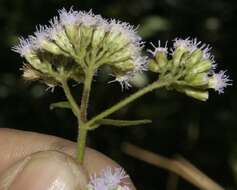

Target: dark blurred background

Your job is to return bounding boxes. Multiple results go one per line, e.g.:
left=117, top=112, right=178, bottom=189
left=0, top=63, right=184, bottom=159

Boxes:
left=0, top=0, right=237, bottom=189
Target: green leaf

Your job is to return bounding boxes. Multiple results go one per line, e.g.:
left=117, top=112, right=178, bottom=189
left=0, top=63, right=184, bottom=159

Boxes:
left=50, top=101, right=71, bottom=110
left=95, top=119, right=152, bottom=127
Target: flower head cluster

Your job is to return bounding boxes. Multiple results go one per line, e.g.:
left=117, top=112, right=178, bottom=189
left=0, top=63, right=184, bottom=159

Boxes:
left=13, top=8, right=146, bottom=89
left=87, top=167, right=130, bottom=190
left=148, top=38, right=232, bottom=101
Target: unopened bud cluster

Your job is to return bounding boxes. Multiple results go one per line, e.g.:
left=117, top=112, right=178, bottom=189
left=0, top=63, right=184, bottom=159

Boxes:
left=148, top=38, right=232, bottom=101
left=13, top=8, right=146, bottom=89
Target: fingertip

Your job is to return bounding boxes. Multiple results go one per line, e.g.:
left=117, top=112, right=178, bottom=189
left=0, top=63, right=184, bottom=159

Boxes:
left=0, top=151, right=89, bottom=190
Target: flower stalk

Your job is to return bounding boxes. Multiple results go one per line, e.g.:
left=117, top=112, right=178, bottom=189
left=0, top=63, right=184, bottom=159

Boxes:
left=61, top=79, right=81, bottom=121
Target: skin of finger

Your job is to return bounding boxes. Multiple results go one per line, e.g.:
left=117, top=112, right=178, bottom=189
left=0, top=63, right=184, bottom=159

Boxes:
left=0, top=128, right=135, bottom=189
left=0, top=151, right=89, bottom=190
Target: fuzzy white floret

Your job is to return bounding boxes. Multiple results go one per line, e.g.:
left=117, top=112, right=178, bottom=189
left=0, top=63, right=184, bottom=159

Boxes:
left=133, top=55, right=148, bottom=72
left=148, top=41, right=168, bottom=56
left=77, top=10, right=102, bottom=26
left=109, top=19, right=141, bottom=44
left=173, top=38, right=216, bottom=64
left=88, top=177, right=108, bottom=190
left=189, top=38, right=216, bottom=63
left=12, top=37, right=33, bottom=57
left=88, top=167, right=130, bottom=190
left=112, top=75, right=132, bottom=90
left=212, top=70, right=232, bottom=94
left=109, top=55, right=147, bottom=90
left=47, top=16, right=64, bottom=40
left=58, top=8, right=79, bottom=25
left=31, top=25, right=49, bottom=48
left=173, top=37, right=191, bottom=50
left=101, top=167, right=128, bottom=187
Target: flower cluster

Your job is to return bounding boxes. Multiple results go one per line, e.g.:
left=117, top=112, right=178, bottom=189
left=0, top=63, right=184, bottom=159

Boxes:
left=87, top=167, right=130, bottom=190
left=148, top=38, right=232, bottom=101
left=13, top=8, right=146, bottom=89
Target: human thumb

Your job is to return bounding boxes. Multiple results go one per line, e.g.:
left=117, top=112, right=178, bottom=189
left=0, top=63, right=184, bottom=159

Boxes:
left=0, top=150, right=89, bottom=190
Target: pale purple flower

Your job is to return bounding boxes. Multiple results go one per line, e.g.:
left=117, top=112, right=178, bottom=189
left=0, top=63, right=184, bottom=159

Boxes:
left=101, top=167, right=129, bottom=188
left=32, top=25, right=49, bottom=48
left=12, top=37, right=33, bottom=57
left=13, top=7, right=147, bottom=89
left=148, top=41, right=168, bottom=56
left=173, top=37, right=192, bottom=50
left=211, top=70, right=232, bottom=94
left=58, top=8, right=79, bottom=25
left=110, top=74, right=132, bottom=90
left=88, top=176, right=108, bottom=190
left=87, top=167, right=130, bottom=190
left=108, top=19, right=141, bottom=44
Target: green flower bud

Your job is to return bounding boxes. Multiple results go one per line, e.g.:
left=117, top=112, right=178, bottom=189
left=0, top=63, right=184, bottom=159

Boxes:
left=24, top=52, right=41, bottom=67
left=148, top=59, right=159, bottom=73
left=148, top=42, right=168, bottom=73
left=184, top=88, right=209, bottom=101
left=155, top=51, right=168, bottom=69
left=186, top=73, right=208, bottom=86
left=186, top=49, right=203, bottom=67
left=180, top=52, right=190, bottom=65
left=112, top=61, right=135, bottom=73
left=187, top=59, right=212, bottom=75
left=172, top=48, right=186, bottom=67
left=40, top=40, right=66, bottom=55
left=91, top=29, right=107, bottom=49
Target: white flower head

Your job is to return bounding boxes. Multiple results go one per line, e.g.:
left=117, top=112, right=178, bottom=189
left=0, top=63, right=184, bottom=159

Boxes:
left=13, top=7, right=146, bottom=89
left=173, top=37, right=192, bottom=50
left=77, top=10, right=103, bottom=27
left=209, top=70, right=232, bottom=94
left=109, top=74, right=132, bottom=90
left=108, top=19, right=141, bottom=44
left=32, top=25, right=49, bottom=48
left=133, top=55, right=148, bottom=72
left=47, top=16, right=64, bottom=40
left=101, top=167, right=129, bottom=188
left=87, top=167, right=130, bottom=190
left=190, top=38, right=215, bottom=62
left=148, top=41, right=168, bottom=56
left=88, top=177, right=108, bottom=190
left=12, top=37, right=34, bottom=57
left=58, top=7, right=79, bottom=25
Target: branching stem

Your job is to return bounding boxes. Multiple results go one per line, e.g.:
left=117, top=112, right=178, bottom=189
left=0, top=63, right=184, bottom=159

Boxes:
left=86, top=80, right=168, bottom=127
left=62, top=79, right=81, bottom=122
left=76, top=67, right=94, bottom=162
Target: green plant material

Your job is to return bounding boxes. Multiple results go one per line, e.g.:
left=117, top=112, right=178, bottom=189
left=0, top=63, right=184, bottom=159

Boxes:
left=50, top=101, right=71, bottom=110
left=93, top=118, right=152, bottom=128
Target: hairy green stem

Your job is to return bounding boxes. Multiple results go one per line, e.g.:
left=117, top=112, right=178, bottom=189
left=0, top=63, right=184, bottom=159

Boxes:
left=62, top=80, right=81, bottom=122
left=86, top=80, right=168, bottom=127
left=77, top=68, right=94, bottom=162
left=77, top=123, right=88, bottom=162
left=80, top=69, right=94, bottom=122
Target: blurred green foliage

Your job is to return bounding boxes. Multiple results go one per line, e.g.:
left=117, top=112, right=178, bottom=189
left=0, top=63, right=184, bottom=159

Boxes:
left=0, top=0, right=237, bottom=189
